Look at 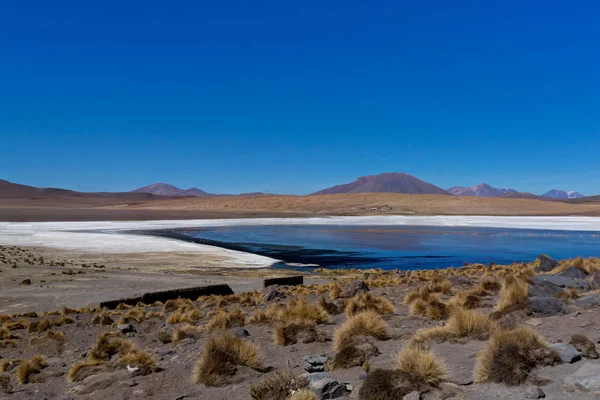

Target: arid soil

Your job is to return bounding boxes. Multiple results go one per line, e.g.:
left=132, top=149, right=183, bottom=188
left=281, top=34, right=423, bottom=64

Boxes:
left=1, top=247, right=600, bottom=399
left=3, top=192, right=600, bottom=222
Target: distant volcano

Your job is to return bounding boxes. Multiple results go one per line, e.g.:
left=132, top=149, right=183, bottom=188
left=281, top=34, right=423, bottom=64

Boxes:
left=311, top=173, right=450, bottom=195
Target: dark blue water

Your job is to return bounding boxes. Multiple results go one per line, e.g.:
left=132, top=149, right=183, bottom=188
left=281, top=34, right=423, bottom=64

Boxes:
left=178, top=225, right=600, bottom=270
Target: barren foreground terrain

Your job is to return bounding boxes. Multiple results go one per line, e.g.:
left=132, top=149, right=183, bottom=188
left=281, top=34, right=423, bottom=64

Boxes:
left=1, top=245, right=600, bottom=399
left=3, top=192, right=600, bottom=221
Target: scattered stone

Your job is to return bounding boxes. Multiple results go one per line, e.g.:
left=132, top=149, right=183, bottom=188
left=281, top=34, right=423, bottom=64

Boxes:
left=523, top=318, right=544, bottom=327
left=302, top=372, right=348, bottom=399
left=303, top=355, right=328, bottom=373
left=564, top=362, right=600, bottom=392
left=358, top=372, right=368, bottom=381
left=549, top=343, right=581, bottom=363
left=523, top=387, right=545, bottom=399
left=339, top=280, right=369, bottom=298
left=529, top=296, right=568, bottom=316
left=157, top=348, right=174, bottom=358
left=229, top=327, right=250, bottom=337
left=261, top=285, right=286, bottom=302
left=403, top=391, right=420, bottom=400
left=574, top=294, right=600, bottom=309
left=534, top=255, right=559, bottom=272
left=117, top=324, right=136, bottom=334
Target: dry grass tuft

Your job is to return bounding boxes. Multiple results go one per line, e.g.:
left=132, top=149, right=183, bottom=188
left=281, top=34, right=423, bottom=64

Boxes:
left=333, top=311, right=389, bottom=351
left=0, top=359, right=23, bottom=373
left=474, top=327, right=560, bottom=385
left=570, top=334, right=599, bottom=359
left=88, top=331, right=136, bottom=362
left=16, top=355, right=46, bottom=384
left=3, top=319, right=29, bottom=331
left=119, top=351, right=157, bottom=375
left=556, top=287, right=580, bottom=300
left=319, top=295, right=344, bottom=315
left=394, top=345, right=448, bottom=387
left=249, top=370, right=309, bottom=400
left=29, top=330, right=65, bottom=346
left=411, top=310, right=497, bottom=344
left=66, top=360, right=105, bottom=382
left=357, top=368, right=414, bottom=399
left=206, top=307, right=246, bottom=331
left=193, top=333, right=262, bottom=386
left=171, top=325, right=203, bottom=345
left=277, top=299, right=328, bottom=324
left=91, top=312, right=115, bottom=326
left=345, top=293, right=395, bottom=317
left=494, top=273, right=529, bottom=313
left=329, top=283, right=343, bottom=300
left=167, top=308, right=203, bottom=325
left=447, top=290, right=481, bottom=310
left=273, top=319, right=318, bottom=346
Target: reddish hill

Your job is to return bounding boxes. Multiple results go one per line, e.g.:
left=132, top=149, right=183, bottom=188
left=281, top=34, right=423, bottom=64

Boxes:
left=311, top=173, right=451, bottom=195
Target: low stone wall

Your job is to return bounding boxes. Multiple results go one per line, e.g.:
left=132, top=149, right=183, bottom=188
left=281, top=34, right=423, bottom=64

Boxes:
left=99, top=284, right=234, bottom=309
left=263, top=276, right=304, bottom=288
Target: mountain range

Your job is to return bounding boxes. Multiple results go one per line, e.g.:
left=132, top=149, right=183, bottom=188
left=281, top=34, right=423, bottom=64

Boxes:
left=541, top=189, right=585, bottom=199
left=0, top=175, right=589, bottom=199
left=447, top=184, right=517, bottom=197
left=131, top=183, right=215, bottom=197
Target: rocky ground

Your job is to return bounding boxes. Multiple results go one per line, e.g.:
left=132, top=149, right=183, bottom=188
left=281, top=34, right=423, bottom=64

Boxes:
left=1, top=249, right=600, bottom=399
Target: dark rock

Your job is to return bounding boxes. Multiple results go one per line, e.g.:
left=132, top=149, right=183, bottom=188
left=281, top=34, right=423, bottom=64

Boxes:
left=590, top=271, right=600, bottom=290
left=558, top=266, right=587, bottom=279
left=261, top=285, right=286, bottom=302
left=564, top=362, right=600, bottom=392
left=229, top=327, right=250, bottom=337
left=117, top=324, right=136, bottom=334
left=339, top=281, right=369, bottom=298
left=534, top=255, right=559, bottom=272
left=523, top=387, right=545, bottom=399
left=529, top=275, right=589, bottom=298
left=528, top=296, right=568, bottom=316
left=303, top=355, right=328, bottom=373
left=302, top=372, right=348, bottom=399
left=548, top=343, right=581, bottom=363
left=574, top=294, right=600, bottom=309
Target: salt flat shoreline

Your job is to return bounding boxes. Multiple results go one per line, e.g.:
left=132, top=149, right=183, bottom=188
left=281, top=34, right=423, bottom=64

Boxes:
left=1, top=216, right=600, bottom=270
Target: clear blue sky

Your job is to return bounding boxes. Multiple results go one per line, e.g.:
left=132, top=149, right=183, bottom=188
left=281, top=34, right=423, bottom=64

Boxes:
left=1, top=1, right=599, bottom=195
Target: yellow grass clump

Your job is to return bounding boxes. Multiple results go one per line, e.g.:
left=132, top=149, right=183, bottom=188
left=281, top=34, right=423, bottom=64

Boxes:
left=167, top=308, right=203, bottom=325
left=494, top=273, right=529, bottom=313
left=277, top=299, right=329, bottom=324
left=171, top=325, right=203, bottom=345
left=273, top=319, right=319, bottom=346
left=333, top=311, right=389, bottom=351
left=345, top=293, right=395, bottom=317
left=411, top=309, right=497, bottom=344
left=395, top=345, right=448, bottom=387
left=16, top=355, right=47, bottom=384
left=193, top=333, right=263, bottom=386
left=206, top=307, right=246, bottom=331
left=474, top=327, right=560, bottom=385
